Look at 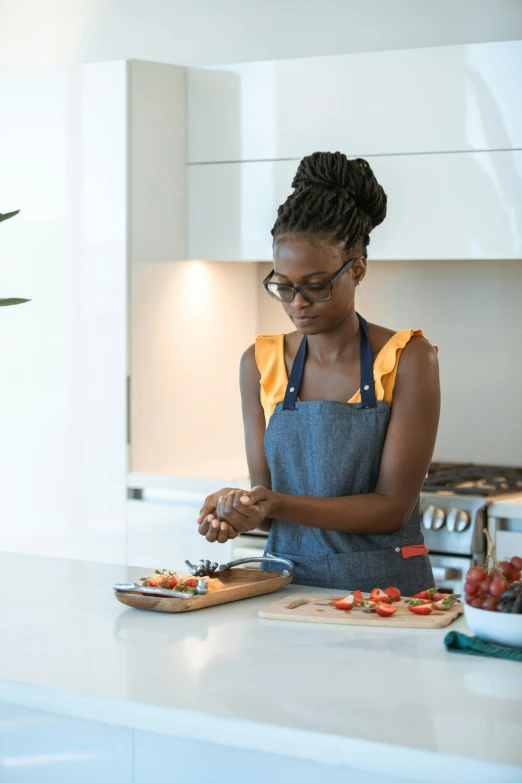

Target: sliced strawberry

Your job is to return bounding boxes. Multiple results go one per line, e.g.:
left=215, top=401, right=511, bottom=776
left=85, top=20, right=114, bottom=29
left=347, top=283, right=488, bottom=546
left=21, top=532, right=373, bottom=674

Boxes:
left=377, top=604, right=397, bottom=617
left=334, top=595, right=355, bottom=610
left=384, top=586, right=401, bottom=603
left=370, top=588, right=390, bottom=603
left=406, top=597, right=431, bottom=606
left=433, top=595, right=459, bottom=610
left=147, top=576, right=160, bottom=587
left=431, top=592, right=448, bottom=602
left=412, top=588, right=436, bottom=600
left=361, top=600, right=377, bottom=613
left=184, top=577, right=198, bottom=588
left=352, top=590, right=364, bottom=604
left=408, top=603, right=432, bottom=615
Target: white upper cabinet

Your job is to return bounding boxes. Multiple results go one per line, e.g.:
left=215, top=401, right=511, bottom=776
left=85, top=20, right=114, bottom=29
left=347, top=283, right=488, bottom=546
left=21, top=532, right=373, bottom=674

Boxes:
left=187, top=41, right=522, bottom=163
left=0, top=60, right=187, bottom=563
left=188, top=151, right=522, bottom=261
left=0, top=63, right=129, bottom=563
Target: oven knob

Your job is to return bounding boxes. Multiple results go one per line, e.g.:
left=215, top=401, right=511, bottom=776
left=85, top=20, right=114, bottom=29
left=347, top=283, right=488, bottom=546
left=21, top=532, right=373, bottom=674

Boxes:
left=447, top=508, right=471, bottom=533
left=422, top=506, right=435, bottom=529
left=422, top=505, right=446, bottom=530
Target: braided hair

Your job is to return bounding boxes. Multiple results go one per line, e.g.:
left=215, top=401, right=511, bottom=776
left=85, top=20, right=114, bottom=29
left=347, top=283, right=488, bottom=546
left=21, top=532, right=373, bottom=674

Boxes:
left=271, top=151, right=387, bottom=255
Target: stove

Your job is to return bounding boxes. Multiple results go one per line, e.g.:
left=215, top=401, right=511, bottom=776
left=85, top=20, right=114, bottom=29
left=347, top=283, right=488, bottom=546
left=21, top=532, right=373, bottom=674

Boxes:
left=420, top=462, right=522, bottom=594
left=423, top=462, right=522, bottom=497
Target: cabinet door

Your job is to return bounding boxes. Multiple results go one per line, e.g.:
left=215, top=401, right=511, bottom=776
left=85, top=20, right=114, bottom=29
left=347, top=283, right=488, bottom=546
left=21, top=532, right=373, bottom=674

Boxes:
left=187, top=41, right=522, bottom=163
left=127, top=500, right=233, bottom=570
left=188, top=151, right=522, bottom=261
left=0, top=63, right=128, bottom=563
left=0, top=704, right=132, bottom=783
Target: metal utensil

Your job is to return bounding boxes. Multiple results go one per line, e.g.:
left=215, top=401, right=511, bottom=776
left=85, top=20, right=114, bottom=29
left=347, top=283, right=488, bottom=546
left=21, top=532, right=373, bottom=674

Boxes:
left=113, top=583, right=193, bottom=599
left=185, top=559, right=219, bottom=577
left=219, top=552, right=295, bottom=578
left=186, top=553, right=295, bottom=578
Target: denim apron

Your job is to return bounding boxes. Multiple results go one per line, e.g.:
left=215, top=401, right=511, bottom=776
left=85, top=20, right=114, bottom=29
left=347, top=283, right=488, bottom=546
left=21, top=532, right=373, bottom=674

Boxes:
left=262, top=314, right=434, bottom=596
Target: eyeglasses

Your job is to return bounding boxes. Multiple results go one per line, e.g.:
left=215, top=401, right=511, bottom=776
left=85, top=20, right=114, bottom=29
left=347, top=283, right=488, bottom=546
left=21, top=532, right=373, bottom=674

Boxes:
left=263, top=257, right=359, bottom=303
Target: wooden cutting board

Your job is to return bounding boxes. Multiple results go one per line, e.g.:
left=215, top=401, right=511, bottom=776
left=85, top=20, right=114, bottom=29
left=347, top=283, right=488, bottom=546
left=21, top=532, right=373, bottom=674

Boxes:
left=259, top=594, right=463, bottom=628
left=115, top=568, right=292, bottom=613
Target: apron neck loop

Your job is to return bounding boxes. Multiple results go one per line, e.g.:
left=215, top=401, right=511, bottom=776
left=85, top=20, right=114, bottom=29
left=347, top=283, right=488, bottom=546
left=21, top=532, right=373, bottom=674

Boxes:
left=282, top=312, right=377, bottom=411
left=358, top=313, right=377, bottom=408
left=282, top=335, right=307, bottom=410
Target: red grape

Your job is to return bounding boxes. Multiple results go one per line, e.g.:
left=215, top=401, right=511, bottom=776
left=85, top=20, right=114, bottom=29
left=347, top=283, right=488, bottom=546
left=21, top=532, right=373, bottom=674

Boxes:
left=478, top=579, right=492, bottom=595
left=510, top=556, right=522, bottom=571
left=467, top=567, right=487, bottom=583
left=465, top=593, right=475, bottom=604
left=471, top=597, right=484, bottom=608
left=482, top=596, right=499, bottom=611
left=464, top=580, right=479, bottom=595
left=499, top=561, right=512, bottom=577
left=509, top=568, right=521, bottom=582
left=490, top=576, right=507, bottom=597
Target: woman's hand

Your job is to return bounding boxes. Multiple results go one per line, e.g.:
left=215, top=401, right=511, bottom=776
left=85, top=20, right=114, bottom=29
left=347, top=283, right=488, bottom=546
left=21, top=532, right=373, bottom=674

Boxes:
left=197, top=486, right=277, bottom=541
left=197, top=488, right=240, bottom=543
left=198, top=513, right=239, bottom=543
left=217, top=486, right=276, bottom=533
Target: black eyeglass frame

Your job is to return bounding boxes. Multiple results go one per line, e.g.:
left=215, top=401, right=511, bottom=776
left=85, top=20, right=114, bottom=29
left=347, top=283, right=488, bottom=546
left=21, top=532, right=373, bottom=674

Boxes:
left=262, top=256, right=360, bottom=303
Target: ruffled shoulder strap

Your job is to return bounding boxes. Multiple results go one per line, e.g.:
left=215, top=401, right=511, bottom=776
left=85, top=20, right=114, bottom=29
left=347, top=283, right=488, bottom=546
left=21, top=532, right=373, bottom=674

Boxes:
left=349, top=330, right=437, bottom=406
left=255, top=334, right=287, bottom=423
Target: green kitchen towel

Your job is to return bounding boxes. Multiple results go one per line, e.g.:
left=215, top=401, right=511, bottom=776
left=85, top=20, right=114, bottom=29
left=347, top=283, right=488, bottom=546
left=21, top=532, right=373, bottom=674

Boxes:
left=444, top=630, right=522, bottom=661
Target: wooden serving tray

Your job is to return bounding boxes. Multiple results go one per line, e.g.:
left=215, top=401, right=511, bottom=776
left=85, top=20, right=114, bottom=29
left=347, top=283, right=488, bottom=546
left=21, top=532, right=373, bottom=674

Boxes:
left=259, top=593, right=463, bottom=629
left=115, top=568, right=292, bottom=613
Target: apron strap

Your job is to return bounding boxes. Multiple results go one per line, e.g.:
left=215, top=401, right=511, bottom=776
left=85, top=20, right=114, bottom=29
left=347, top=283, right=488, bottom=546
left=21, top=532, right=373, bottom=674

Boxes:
left=282, top=313, right=377, bottom=411
left=282, top=335, right=307, bottom=411
left=358, top=313, right=377, bottom=408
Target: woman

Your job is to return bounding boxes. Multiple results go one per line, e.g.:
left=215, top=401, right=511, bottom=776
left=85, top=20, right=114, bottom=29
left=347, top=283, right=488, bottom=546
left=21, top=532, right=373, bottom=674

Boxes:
left=197, top=151, right=440, bottom=594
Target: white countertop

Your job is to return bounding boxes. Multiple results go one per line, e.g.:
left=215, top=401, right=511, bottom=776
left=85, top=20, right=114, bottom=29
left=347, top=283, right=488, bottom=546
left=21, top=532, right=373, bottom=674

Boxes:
left=1, top=551, right=521, bottom=781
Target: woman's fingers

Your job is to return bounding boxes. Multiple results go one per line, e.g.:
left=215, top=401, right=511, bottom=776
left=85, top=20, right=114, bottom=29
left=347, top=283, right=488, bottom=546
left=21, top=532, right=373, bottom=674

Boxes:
left=217, top=496, right=254, bottom=532
left=224, top=490, right=246, bottom=518
left=198, top=513, right=238, bottom=543
left=232, top=490, right=260, bottom=519
left=198, top=514, right=212, bottom=535
left=197, top=488, right=239, bottom=526
left=202, top=514, right=220, bottom=542
left=217, top=521, right=233, bottom=543
left=197, top=496, right=216, bottom=526
left=239, top=485, right=269, bottom=507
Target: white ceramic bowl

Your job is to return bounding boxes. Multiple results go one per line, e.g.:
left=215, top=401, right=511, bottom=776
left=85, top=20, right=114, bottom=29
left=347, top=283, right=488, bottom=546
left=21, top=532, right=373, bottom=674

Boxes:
left=464, top=602, right=522, bottom=648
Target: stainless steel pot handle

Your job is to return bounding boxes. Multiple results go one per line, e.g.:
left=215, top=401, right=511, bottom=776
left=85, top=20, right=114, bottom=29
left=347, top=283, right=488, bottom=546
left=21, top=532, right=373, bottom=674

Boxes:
left=218, top=552, right=295, bottom=578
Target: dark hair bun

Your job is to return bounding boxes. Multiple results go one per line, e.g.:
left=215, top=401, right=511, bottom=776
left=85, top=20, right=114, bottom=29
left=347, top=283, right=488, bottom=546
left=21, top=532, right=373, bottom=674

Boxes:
left=292, top=151, right=387, bottom=230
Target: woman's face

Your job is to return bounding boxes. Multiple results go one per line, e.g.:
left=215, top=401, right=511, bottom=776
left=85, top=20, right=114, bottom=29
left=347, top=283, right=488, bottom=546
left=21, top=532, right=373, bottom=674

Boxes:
left=272, top=234, right=366, bottom=334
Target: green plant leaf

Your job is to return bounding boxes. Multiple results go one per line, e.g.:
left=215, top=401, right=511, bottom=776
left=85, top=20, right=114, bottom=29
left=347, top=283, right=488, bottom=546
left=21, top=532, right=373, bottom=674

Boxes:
left=0, top=298, right=31, bottom=307
left=0, top=210, right=20, bottom=224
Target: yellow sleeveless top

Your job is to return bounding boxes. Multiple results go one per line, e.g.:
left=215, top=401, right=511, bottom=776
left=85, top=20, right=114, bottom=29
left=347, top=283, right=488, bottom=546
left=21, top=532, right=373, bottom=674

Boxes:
left=255, top=330, right=431, bottom=426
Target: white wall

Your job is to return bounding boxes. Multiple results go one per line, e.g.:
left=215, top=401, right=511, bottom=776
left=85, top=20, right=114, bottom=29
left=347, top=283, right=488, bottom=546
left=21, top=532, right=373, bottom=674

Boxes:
left=130, top=261, right=258, bottom=476
left=0, top=63, right=128, bottom=563
left=257, top=260, right=522, bottom=466
left=1, top=0, right=521, bottom=70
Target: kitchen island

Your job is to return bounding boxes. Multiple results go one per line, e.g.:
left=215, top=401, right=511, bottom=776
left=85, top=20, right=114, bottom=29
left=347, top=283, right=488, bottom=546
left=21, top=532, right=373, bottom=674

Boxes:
left=0, top=551, right=521, bottom=782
